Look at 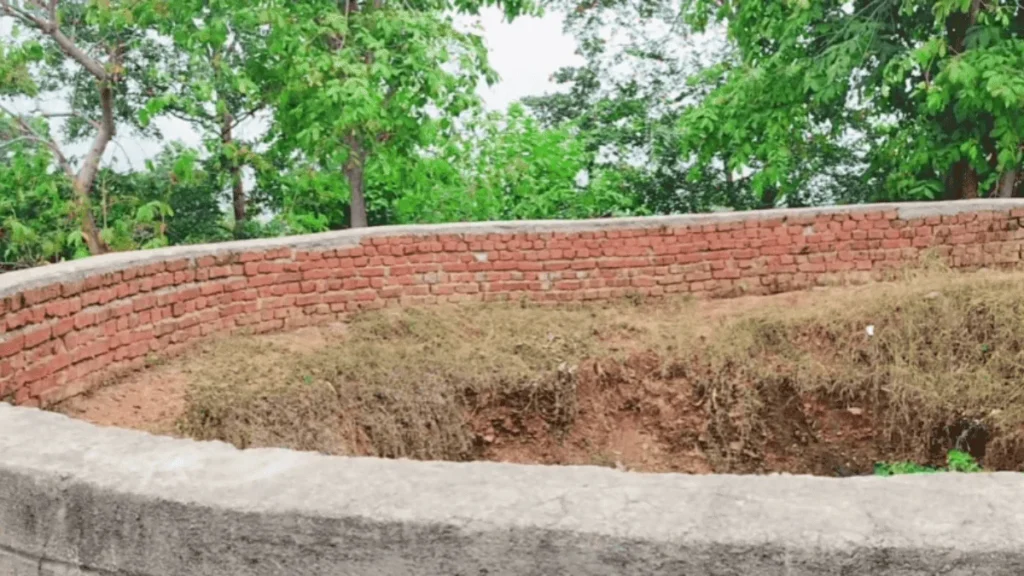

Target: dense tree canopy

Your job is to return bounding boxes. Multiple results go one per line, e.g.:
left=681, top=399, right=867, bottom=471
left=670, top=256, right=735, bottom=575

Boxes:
left=677, top=0, right=1024, bottom=203
left=2, top=0, right=1022, bottom=270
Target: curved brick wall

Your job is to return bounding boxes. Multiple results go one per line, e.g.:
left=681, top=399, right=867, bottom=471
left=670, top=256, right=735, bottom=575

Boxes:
left=3, top=199, right=1024, bottom=407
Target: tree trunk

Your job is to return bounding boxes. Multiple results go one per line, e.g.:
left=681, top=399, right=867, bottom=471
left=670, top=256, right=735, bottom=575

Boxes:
left=0, top=3, right=117, bottom=255
left=940, top=0, right=982, bottom=201
left=231, top=167, right=246, bottom=228
left=221, top=111, right=246, bottom=230
left=346, top=164, right=368, bottom=228
left=947, top=159, right=980, bottom=199
left=72, top=181, right=105, bottom=255
left=963, top=167, right=979, bottom=199
left=996, top=168, right=1018, bottom=198
left=344, top=134, right=368, bottom=228
left=73, top=81, right=117, bottom=254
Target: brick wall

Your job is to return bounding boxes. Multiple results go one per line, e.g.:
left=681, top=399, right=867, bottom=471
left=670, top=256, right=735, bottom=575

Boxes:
left=3, top=200, right=1024, bottom=407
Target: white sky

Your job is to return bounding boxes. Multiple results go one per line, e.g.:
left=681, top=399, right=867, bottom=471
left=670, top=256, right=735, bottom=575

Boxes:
left=2, top=9, right=580, bottom=172
left=476, top=10, right=581, bottom=109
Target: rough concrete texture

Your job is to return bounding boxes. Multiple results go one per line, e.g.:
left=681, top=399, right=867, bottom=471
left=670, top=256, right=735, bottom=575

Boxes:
left=1, top=405, right=1024, bottom=575
left=4, top=198, right=1024, bottom=299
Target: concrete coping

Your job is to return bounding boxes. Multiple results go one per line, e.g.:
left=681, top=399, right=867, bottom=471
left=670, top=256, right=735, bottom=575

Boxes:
left=1, top=404, right=1023, bottom=575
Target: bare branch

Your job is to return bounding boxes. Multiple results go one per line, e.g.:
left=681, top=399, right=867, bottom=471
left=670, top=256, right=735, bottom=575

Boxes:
left=0, top=1, right=49, bottom=28
left=164, top=107, right=217, bottom=131
left=33, top=109, right=102, bottom=130
left=0, top=136, right=34, bottom=150
left=1, top=0, right=109, bottom=80
left=106, top=136, right=137, bottom=173
left=0, top=101, right=75, bottom=178
left=226, top=105, right=265, bottom=132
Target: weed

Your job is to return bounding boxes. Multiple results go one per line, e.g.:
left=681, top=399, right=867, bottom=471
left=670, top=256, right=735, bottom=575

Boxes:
left=874, top=450, right=983, bottom=476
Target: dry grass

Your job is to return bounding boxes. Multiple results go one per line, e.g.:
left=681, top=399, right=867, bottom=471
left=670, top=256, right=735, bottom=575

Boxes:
left=704, top=269, right=1024, bottom=467
left=113, top=268, right=1024, bottom=473
left=177, top=299, right=693, bottom=460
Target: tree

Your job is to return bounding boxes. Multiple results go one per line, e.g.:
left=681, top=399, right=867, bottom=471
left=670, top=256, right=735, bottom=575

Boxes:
left=378, top=103, right=639, bottom=223
left=0, top=0, right=164, bottom=254
left=92, top=144, right=230, bottom=248
left=528, top=0, right=878, bottom=212
left=678, top=0, right=1024, bottom=202
left=244, top=0, right=535, bottom=229
left=141, top=0, right=271, bottom=234
left=525, top=0, right=734, bottom=213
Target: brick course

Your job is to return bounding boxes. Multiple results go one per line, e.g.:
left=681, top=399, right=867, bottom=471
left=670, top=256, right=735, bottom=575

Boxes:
left=3, top=201, right=1024, bottom=407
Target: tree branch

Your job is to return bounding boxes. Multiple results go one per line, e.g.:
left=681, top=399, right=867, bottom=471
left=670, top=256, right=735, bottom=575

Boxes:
left=0, top=136, right=34, bottom=150
left=0, top=0, right=46, bottom=28
left=33, top=109, right=102, bottom=130
left=74, top=77, right=116, bottom=194
left=107, top=136, right=137, bottom=173
left=226, top=104, right=264, bottom=132
left=1, top=0, right=109, bottom=80
left=0, top=101, right=75, bottom=179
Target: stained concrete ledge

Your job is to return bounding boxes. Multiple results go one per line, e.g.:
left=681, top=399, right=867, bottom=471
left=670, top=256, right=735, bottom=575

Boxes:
left=1, top=405, right=1023, bottom=575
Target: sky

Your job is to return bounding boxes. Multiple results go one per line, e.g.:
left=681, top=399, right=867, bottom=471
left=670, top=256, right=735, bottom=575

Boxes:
left=2, top=9, right=581, bottom=172
left=475, top=10, right=581, bottom=110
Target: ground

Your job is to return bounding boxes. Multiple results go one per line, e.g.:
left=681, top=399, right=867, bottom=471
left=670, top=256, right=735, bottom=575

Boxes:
left=57, top=268, right=1024, bottom=476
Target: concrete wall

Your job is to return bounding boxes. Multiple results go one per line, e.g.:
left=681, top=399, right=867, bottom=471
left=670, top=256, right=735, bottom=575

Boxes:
left=4, top=403, right=1024, bottom=573
left=5, top=199, right=1024, bottom=407
left=3, top=201, right=1024, bottom=574
left=2, top=404, right=1024, bottom=576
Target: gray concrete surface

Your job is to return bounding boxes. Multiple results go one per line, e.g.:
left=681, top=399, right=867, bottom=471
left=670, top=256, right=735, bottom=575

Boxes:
left=4, top=198, right=1024, bottom=299
left=1, top=404, right=1023, bottom=575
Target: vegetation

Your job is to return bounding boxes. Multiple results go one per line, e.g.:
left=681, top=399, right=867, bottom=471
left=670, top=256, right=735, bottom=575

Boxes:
left=3, top=0, right=1023, bottom=269
left=59, top=269, right=1024, bottom=474
left=874, top=450, right=983, bottom=475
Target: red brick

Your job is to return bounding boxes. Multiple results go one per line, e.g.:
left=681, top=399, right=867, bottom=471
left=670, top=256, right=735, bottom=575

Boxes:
left=23, top=326, right=52, bottom=350
left=0, top=334, right=25, bottom=358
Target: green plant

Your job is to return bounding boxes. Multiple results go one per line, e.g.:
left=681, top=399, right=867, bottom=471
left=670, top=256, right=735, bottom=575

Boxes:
left=874, top=450, right=983, bottom=477
left=947, top=449, right=984, bottom=473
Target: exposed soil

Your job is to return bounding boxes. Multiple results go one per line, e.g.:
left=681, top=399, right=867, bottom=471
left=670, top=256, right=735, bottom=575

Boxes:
left=55, top=269, right=1024, bottom=476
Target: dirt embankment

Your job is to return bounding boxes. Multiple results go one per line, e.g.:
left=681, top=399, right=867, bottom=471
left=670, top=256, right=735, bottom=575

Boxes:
left=58, top=269, right=1024, bottom=475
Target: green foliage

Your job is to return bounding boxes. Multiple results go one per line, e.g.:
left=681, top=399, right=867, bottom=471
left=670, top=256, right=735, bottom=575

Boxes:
left=0, top=135, right=77, bottom=268
left=256, top=155, right=351, bottom=234
left=528, top=0, right=877, bottom=211
left=380, top=104, right=639, bottom=224
left=874, top=450, right=983, bottom=476
left=947, top=449, right=985, bottom=473
left=92, top=145, right=233, bottom=248
left=676, top=0, right=1024, bottom=202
